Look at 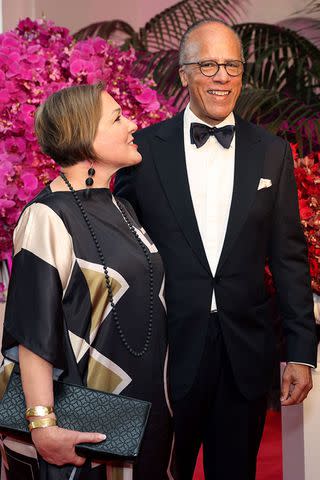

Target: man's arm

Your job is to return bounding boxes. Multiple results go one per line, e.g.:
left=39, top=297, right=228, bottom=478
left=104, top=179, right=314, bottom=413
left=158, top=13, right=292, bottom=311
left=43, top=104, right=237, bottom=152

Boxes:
left=268, top=141, right=317, bottom=404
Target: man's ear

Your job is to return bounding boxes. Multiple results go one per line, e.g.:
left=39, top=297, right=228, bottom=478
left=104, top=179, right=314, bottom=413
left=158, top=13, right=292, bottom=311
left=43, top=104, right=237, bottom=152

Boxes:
left=179, top=68, right=188, bottom=88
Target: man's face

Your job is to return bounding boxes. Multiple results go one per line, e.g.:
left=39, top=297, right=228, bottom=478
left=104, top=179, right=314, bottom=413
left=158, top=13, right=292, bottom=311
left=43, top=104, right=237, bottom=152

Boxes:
left=179, top=23, right=243, bottom=125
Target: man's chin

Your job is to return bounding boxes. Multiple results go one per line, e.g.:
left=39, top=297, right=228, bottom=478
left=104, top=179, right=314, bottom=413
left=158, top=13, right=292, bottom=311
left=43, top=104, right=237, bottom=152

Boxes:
left=204, top=109, right=233, bottom=125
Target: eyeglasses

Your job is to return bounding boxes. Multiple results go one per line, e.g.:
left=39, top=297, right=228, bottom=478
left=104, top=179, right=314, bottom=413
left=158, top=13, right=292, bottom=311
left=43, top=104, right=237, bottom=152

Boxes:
left=181, top=60, right=245, bottom=77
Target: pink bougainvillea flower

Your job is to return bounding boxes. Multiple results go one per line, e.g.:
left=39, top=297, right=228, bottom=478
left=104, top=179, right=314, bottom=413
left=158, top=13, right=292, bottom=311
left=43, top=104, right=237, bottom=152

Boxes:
left=70, top=59, right=95, bottom=77
left=92, top=37, right=107, bottom=55
left=0, top=199, right=15, bottom=208
left=4, top=137, right=26, bottom=155
left=21, top=172, right=38, bottom=192
left=135, top=88, right=160, bottom=112
left=18, top=104, right=36, bottom=127
left=0, top=90, right=10, bottom=103
left=0, top=159, right=14, bottom=179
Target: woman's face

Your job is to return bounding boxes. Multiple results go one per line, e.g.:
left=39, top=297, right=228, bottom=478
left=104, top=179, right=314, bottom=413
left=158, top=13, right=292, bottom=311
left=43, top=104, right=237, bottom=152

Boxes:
left=93, top=91, right=142, bottom=169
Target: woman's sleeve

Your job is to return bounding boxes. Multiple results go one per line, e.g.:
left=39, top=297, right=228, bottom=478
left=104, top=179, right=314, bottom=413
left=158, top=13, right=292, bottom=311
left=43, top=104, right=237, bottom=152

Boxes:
left=2, top=202, right=74, bottom=371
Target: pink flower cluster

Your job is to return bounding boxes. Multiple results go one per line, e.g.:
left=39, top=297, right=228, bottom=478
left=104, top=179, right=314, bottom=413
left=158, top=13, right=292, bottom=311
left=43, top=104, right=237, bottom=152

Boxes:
left=0, top=18, right=176, bottom=259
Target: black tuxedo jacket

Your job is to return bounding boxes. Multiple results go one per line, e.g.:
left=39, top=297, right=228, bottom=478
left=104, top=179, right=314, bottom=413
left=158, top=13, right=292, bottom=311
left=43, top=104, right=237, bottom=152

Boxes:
left=114, top=111, right=317, bottom=401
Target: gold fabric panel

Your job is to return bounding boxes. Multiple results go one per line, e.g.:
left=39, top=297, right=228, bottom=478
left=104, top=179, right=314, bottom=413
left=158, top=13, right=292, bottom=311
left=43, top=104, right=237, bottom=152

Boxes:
left=87, top=356, right=123, bottom=393
left=80, top=268, right=121, bottom=337
left=0, top=362, right=14, bottom=400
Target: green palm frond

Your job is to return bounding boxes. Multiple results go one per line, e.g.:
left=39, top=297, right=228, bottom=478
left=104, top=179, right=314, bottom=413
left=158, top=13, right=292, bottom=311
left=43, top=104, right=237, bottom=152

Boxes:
left=277, top=17, right=320, bottom=49
left=137, top=0, right=246, bottom=51
left=236, top=23, right=320, bottom=101
left=132, top=49, right=181, bottom=98
left=73, top=20, right=141, bottom=46
left=294, top=1, right=320, bottom=15
left=236, top=87, right=320, bottom=152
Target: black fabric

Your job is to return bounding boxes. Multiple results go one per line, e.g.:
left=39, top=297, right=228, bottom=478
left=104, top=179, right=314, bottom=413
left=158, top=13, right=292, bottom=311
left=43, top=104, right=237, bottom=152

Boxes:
left=190, top=122, right=235, bottom=148
left=172, top=315, right=267, bottom=480
left=4, top=251, right=66, bottom=370
left=4, top=444, right=40, bottom=480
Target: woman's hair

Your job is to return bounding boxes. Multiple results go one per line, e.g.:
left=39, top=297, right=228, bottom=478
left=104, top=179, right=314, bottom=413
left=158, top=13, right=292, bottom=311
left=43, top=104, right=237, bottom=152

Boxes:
left=35, top=81, right=105, bottom=167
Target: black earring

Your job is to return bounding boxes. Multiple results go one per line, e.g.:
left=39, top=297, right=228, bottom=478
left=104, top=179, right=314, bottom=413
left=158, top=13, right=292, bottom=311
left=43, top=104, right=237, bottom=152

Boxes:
left=84, top=163, right=95, bottom=198
left=85, top=163, right=95, bottom=187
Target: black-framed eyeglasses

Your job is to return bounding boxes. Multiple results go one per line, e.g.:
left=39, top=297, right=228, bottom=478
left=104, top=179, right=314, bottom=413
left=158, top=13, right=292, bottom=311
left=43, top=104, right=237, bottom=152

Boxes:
left=181, top=60, right=245, bottom=77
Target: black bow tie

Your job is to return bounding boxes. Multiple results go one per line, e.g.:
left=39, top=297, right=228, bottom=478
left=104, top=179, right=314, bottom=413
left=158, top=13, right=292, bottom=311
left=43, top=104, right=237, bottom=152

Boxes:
left=190, top=122, right=235, bottom=149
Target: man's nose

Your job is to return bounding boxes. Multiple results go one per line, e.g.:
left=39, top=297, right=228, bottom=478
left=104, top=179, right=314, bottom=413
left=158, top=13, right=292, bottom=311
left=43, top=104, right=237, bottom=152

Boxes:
left=212, top=65, right=229, bottom=82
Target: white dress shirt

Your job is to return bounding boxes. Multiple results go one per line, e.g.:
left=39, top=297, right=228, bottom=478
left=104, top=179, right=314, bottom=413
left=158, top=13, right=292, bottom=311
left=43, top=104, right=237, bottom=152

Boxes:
left=183, top=104, right=235, bottom=312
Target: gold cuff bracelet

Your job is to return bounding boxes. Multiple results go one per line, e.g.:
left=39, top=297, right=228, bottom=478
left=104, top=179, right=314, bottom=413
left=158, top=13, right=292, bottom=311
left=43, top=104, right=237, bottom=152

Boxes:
left=25, top=406, right=54, bottom=419
left=28, top=418, right=57, bottom=431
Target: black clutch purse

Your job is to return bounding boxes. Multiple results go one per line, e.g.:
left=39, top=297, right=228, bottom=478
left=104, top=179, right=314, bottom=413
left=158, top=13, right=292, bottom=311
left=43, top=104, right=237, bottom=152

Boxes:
left=0, top=370, right=151, bottom=461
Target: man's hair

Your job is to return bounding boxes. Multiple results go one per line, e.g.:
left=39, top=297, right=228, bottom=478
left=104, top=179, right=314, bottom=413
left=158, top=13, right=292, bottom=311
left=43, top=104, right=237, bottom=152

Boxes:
left=35, top=82, right=105, bottom=167
left=179, top=19, right=244, bottom=65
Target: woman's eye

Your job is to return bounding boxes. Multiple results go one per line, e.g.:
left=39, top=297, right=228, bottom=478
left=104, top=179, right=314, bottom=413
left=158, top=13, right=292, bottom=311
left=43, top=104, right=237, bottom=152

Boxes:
left=115, top=116, right=121, bottom=123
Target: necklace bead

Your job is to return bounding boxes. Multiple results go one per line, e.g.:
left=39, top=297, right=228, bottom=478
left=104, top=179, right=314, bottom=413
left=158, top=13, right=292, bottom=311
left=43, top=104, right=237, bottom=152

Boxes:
left=59, top=172, right=153, bottom=358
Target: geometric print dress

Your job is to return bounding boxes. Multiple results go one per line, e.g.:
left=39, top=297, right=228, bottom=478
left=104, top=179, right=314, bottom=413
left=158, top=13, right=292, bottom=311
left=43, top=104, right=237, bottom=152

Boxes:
left=1, top=186, right=174, bottom=480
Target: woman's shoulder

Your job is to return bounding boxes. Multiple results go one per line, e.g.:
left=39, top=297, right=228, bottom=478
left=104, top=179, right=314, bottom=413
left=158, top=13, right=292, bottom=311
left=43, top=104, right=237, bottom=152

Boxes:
left=21, top=184, right=76, bottom=222
left=13, top=187, right=74, bottom=276
left=15, top=186, right=72, bottom=246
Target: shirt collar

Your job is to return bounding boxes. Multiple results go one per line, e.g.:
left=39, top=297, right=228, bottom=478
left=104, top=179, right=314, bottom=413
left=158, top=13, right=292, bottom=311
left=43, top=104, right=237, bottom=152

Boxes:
left=184, top=103, right=235, bottom=129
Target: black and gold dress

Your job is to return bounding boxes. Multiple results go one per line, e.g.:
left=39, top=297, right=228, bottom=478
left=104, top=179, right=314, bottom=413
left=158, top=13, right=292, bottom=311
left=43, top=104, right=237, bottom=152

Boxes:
left=1, top=186, right=174, bottom=480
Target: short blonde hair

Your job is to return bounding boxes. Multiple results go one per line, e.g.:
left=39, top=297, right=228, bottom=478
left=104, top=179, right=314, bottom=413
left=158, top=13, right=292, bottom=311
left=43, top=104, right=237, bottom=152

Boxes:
left=35, top=82, right=105, bottom=167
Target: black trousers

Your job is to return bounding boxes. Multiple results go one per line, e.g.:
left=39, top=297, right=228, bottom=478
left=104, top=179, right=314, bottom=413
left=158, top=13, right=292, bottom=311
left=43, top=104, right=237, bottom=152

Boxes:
left=172, top=314, right=268, bottom=480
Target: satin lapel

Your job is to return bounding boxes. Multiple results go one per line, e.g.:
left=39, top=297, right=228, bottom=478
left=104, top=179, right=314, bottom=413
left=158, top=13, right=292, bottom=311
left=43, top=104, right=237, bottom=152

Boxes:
left=152, top=113, right=211, bottom=275
left=216, top=116, right=263, bottom=273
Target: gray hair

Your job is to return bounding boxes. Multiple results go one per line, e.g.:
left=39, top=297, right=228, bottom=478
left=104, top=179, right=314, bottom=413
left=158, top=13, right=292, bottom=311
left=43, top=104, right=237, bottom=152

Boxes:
left=179, top=19, right=244, bottom=65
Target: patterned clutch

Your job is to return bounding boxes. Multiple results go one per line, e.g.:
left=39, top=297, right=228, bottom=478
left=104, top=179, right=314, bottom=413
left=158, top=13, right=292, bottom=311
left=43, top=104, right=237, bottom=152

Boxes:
left=0, top=370, right=151, bottom=461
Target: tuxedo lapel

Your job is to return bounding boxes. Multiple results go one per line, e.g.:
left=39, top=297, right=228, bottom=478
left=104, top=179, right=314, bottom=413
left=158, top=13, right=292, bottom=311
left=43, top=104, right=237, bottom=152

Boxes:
left=216, top=116, right=263, bottom=273
left=151, top=113, right=211, bottom=275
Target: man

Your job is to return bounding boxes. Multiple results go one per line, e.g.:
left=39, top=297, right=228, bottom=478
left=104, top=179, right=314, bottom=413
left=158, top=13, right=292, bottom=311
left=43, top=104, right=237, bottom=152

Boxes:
left=115, top=20, right=317, bottom=479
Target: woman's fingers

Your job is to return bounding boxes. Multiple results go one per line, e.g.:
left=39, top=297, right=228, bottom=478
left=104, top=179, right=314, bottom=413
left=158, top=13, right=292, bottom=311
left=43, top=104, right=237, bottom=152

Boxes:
left=74, top=431, right=106, bottom=444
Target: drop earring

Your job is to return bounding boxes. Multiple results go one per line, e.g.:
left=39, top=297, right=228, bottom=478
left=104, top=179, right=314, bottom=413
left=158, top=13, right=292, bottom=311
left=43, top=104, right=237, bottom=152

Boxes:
left=84, top=162, right=95, bottom=198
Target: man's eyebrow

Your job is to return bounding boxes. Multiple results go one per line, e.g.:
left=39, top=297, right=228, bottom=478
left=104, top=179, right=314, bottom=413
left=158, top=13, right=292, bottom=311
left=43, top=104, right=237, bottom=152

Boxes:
left=200, top=58, right=241, bottom=62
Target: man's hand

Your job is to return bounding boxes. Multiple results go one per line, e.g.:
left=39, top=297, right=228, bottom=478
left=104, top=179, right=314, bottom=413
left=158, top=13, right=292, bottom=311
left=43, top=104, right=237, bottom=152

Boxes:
left=281, top=363, right=313, bottom=406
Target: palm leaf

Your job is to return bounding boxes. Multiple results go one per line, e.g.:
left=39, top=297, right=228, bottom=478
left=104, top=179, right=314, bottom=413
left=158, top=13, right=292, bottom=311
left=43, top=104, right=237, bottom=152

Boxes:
left=235, top=87, right=320, bottom=152
left=136, top=0, right=246, bottom=51
left=277, top=17, right=320, bottom=49
left=235, top=23, right=320, bottom=102
left=73, top=20, right=142, bottom=47
left=294, top=1, right=320, bottom=15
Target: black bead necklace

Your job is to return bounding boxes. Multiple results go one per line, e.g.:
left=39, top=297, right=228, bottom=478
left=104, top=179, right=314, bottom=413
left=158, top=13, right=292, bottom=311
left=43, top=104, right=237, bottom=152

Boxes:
left=60, top=172, right=153, bottom=358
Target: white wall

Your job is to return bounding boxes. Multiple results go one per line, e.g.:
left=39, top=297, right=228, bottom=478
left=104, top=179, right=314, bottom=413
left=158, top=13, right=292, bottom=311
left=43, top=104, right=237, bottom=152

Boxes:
left=2, top=0, right=318, bottom=35
left=2, top=0, right=36, bottom=32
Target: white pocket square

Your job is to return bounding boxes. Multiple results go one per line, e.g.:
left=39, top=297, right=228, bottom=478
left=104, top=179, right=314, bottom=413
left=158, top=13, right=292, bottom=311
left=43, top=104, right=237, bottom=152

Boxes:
left=257, top=178, right=272, bottom=190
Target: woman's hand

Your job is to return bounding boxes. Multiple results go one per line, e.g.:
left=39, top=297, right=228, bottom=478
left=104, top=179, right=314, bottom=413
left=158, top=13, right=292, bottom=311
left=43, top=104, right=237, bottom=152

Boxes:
left=31, top=426, right=106, bottom=466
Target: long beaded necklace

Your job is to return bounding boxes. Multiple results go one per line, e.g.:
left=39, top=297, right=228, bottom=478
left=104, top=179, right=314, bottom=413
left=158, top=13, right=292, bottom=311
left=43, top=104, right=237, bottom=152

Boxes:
left=60, top=172, right=153, bottom=358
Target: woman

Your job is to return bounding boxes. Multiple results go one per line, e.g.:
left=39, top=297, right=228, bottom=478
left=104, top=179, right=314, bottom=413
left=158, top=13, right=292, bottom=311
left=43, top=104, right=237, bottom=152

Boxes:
left=1, top=82, right=174, bottom=480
